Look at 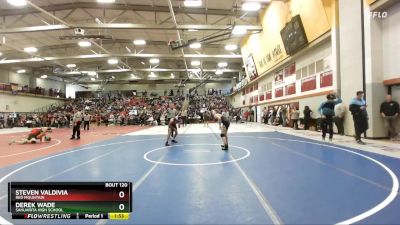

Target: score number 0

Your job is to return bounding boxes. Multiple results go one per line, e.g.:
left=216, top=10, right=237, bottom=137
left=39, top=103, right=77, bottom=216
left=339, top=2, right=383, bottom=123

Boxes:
left=119, top=191, right=125, bottom=211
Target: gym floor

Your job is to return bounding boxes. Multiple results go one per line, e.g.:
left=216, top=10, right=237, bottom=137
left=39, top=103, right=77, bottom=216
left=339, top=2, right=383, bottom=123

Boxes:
left=0, top=123, right=399, bottom=225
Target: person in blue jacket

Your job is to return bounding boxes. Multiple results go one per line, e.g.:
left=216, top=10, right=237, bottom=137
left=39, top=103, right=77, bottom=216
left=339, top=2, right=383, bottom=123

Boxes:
left=349, top=91, right=368, bottom=145
left=318, top=93, right=342, bottom=141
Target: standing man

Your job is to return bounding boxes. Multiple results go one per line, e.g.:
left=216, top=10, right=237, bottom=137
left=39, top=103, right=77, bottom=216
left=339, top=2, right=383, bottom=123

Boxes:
left=281, top=106, right=288, bottom=127
left=290, top=106, right=300, bottom=130
left=318, top=93, right=342, bottom=141
left=212, top=110, right=230, bottom=150
left=83, top=112, right=91, bottom=131
left=349, top=91, right=368, bottom=145
left=250, top=108, right=255, bottom=122
left=165, top=117, right=178, bottom=146
left=203, top=110, right=211, bottom=127
left=380, top=95, right=399, bottom=141
left=262, top=107, right=268, bottom=124
left=334, top=102, right=346, bottom=136
left=271, top=107, right=277, bottom=125
left=71, top=109, right=82, bottom=140
left=181, top=108, right=188, bottom=127
left=166, top=106, right=175, bottom=124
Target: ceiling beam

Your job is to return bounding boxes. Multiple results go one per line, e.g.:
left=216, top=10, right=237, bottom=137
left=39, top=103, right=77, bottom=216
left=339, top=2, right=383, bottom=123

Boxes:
left=0, top=53, right=243, bottom=64
left=101, top=68, right=241, bottom=73
left=1, top=39, right=228, bottom=55
left=84, top=78, right=233, bottom=85
left=0, top=23, right=262, bottom=34
left=0, top=2, right=258, bottom=17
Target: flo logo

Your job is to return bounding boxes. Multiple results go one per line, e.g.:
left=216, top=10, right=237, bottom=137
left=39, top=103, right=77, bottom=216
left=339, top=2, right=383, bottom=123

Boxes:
left=369, top=11, right=388, bottom=19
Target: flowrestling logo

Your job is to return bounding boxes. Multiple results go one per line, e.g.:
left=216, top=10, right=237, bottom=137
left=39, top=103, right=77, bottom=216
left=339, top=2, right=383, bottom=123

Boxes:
left=369, top=11, right=388, bottom=19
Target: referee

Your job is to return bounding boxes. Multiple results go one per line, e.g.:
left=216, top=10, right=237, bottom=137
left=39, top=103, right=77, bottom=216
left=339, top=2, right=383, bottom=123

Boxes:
left=71, top=109, right=82, bottom=140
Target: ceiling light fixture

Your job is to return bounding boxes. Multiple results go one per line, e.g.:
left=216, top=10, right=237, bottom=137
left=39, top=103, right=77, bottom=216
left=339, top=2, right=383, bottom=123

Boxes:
left=242, top=2, right=261, bottom=11
left=108, top=58, right=119, bottom=65
left=191, top=60, right=201, bottom=66
left=40, top=75, right=48, bottom=79
left=7, top=0, right=27, bottom=6
left=78, top=41, right=92, bottom=47
left=232, top=26, right=247, bottom=35
left=133, top=39, right=146, bottom=45
left=225, top=44, right=238, bottom=51
left=191, top=69, right=201, bottom=74
left=24, top=47, right=38, bottom=53
left=215, top=70, right=224, bottom=75
left=88, top=71, right=97, bottom=76
left=66, top=64, right=76, bottom=68
left=184, top=0, right=202, bottom=7
left=149, top=58, right=160, bottom=64
left=188, top=29, right=198, bottom=32
left=97, top=0, right=115, bottom=3
left=218, top=62, right=228, bottom=67
left=0, top=52, right=2, bottom=56
left=17, top=69, right=26, bottom=74
left=148, top=72, right=157, bottom=78
left=189, top=42, right=202, bottom=49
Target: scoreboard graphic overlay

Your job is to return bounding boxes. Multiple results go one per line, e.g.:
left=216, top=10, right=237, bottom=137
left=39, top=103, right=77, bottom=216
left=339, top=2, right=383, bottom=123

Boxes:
left=8, top=182, right=132, bottom=220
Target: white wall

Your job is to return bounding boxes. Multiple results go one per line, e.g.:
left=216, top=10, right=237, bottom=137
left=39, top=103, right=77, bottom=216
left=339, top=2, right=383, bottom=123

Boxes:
left=0, top=68, right=67, bottom=93
left=65, top=82, right=232, bottom=98
left=364, top=2, right=387, bottom=138
left=36, top=78, right=66, bottom=92
left=338, top=0, right=364, bottom=137
left=66, top=84, right=88, bottom=98
left=0, top=69, right=30, bottom=85
left=229, top=39, right=333, bottom=111
left=382, top=2, right=400, bottom=80
left=0, top=93, right=65, bottom=112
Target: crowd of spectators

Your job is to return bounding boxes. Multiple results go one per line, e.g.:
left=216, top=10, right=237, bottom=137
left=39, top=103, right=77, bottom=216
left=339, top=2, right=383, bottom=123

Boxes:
left=188, top=95, right=232, bottom=122
left=0, top=92, right=233, bottom=129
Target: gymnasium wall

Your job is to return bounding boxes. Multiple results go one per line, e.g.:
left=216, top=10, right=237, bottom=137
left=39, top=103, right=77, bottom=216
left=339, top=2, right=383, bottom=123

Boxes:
left=36, top=77, right=66, bottom=92
left=230, top=0, right=335, bottom=110
left=240, top=0, right=333, bottom=77
left=66, top=82, right=232, bottom=98
left=0, top=92, right=65, bottom=112
left=0, top=68, right=66, bottom=92
left=229, top=39, right=333, bottom=119
left=381, top=2, right=400, bottom=81
left=0, top=69, right=30, bottom=85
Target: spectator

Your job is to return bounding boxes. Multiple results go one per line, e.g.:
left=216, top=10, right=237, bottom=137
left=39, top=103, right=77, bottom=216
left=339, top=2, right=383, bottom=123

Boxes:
left=83, top=112, right=91, bottom=130
left=291, top=106, right=300, bottom=130
left=281, top=106, right=288, bottom=127
left=181, top=109, right=188, bottom=127
left=271, top=107, right=277, bottom=125
left=380, top=94, right=399, bottom=141
left=303, top=106, right=312, bottom=130
left=70, top=109, right=82, bottom=140
left=334, top=102, right=346, bottom=135
left=235, top=109, right=241, bottom=124
left=262, top=107, right=268, bottom=124
left=0, top=113, right=4, bottom=128
left=318, top=93, right=342, bottom=141
left=250, top=108, right=255, bottom=122
left=349, top=91, right=368, bottom=145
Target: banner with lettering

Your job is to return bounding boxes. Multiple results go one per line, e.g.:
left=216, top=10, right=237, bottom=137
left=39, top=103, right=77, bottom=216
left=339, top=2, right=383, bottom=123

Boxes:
left=245, top=54, right=258, bottom=80
left=275, top=87, right=283, bottom=98
left=320, top=70, right=333, bottom=88
left=301, top=75, right=316, bottom=92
